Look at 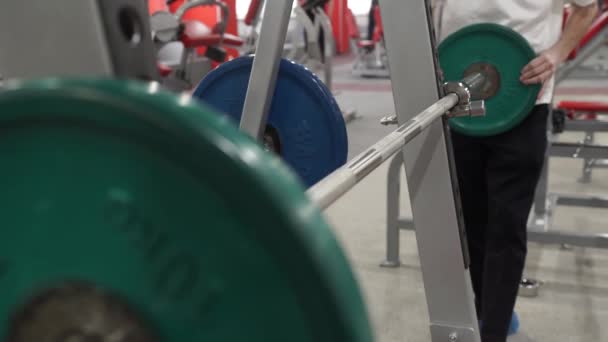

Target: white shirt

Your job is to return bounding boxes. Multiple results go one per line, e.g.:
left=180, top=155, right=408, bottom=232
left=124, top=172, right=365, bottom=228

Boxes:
left=437, top=0, right=595, bottom=104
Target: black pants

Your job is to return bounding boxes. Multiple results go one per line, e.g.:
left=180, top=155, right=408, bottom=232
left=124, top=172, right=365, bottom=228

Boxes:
left=451, top=105, right=549, bottom=342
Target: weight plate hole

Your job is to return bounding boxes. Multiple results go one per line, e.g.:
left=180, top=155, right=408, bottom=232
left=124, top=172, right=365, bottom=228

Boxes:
left=263, top=125, right=281, bottom=155
left=7, top=281, right=158, bottom=342
left=118, top=6, right=143, bottom=46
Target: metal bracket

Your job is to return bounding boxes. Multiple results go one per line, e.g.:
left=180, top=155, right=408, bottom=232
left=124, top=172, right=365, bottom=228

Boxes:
left=430, top=324, right=479, bottom=342
left=380, top=114, right=398, bottom=126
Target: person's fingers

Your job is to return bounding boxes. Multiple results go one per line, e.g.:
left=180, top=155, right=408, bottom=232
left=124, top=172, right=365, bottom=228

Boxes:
left=523, top=68, right=554, bottom=87
left=520, top=59, right=553, bottom=83
left=520, top=56, right=545, bottom=75
left=521, top=63, right=550, bottom=81
left=521, top=62, right=555, bottom=84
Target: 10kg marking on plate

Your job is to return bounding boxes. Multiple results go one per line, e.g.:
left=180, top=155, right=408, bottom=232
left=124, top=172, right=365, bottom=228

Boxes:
left=104, top=189, right=222, bottom=319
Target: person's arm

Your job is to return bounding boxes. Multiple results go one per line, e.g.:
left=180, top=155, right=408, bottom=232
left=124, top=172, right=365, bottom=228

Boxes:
left=520, top=1, right=598, bottom=87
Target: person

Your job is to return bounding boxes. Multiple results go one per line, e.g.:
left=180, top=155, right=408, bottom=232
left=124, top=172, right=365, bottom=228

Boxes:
left=435, top=1, right=598, bottom=341
left=300, top=0, right=330, bottom=63
left=367, top=0, right=379, bottom=41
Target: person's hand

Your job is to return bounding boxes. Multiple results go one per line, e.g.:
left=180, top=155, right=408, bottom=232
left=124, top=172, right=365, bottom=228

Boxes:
left=520, top=47, right=566, bottom=99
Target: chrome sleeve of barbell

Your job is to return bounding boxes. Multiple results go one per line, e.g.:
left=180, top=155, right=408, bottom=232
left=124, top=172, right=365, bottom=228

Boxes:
left=461, top=72, right=485, bottom=94
left=307, top=93, right=459, bottom=209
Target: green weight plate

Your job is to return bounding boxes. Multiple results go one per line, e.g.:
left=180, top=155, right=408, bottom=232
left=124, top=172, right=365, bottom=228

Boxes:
left=0, top=79, right=372, bottom=342
left=439, top=23, right=541, bottom=136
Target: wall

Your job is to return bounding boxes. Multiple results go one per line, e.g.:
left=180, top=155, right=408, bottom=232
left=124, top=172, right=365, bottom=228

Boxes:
left=234, top=0, right=373, bottom=19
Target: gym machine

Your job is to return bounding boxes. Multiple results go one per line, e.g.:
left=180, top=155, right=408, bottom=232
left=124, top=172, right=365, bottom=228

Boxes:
left=242, top=0, right=335, bottom=88
left=0, top=1, right=543, bottom=341
left=291, top=0, right=335, bottom=89
left=524, top=2, right=608, bottom=253
left=553, top=101, right=608, bottom=183
left=150, top=0, right=244, bottom=91
left=381, top=108, right=608, bottom=294
left=233, top=1, right=486, bottom=340
left=292, top=0, right=358, bottom=122
left=240, top=0, right=356, bottom=123
left=349, top=4, right=390, bottom=78
left=557, top=2, right=608, bottom=81
left=550, top=6, right=608, bottom=183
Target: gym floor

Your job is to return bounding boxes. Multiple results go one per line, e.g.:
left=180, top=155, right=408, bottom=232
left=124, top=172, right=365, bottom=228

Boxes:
left=321, top=54, right=608, bottom=341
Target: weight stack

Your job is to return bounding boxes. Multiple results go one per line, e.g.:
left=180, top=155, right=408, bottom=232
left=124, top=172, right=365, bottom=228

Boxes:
left=0, top=0, right=158, bottom=81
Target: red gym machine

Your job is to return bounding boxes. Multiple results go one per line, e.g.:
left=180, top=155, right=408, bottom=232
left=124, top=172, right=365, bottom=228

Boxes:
left=349, top=4, right=389, bottom=78
left=149, top=0, right=244, bottom=91
left=552, top=1, right=608, bottom=183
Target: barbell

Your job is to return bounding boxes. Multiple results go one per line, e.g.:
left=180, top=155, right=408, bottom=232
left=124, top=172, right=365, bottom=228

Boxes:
left=0, top=23, right=539, bottom=342
left=194, top=23, right=540, bottom=189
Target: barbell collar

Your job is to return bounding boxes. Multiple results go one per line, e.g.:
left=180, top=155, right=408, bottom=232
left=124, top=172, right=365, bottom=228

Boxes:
left=380, top=72, right=487, bottom=127
left=442, top=71, right=487, bottom=118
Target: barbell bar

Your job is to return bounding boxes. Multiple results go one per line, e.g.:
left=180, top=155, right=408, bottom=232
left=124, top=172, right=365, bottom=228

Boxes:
left=307, top=73, right=486, bottom=210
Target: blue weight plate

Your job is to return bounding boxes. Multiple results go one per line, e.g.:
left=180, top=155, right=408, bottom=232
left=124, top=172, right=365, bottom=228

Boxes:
left=192, top=56, right=348, bottom=187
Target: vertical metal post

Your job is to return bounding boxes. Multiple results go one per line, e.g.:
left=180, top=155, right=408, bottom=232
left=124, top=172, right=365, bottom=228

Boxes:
left=533, top=159, right=550, bottom=218
left=579, top=131, right=595, bottom=183
left=378, top=1, right=480, bottom=341
left=382, top=154, right=404, bottom=267
left=239, top=0, right=295, bottom=139
left=532, top=109, right=554, bottom=221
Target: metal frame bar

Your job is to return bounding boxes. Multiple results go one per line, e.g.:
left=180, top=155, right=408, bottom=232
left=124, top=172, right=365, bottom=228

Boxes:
left=0, top=0, right=158, bottom=81
left=565, top=119, right=608, bottom=132
left=556, top=193, right=608, bottom=208
left=549, top=141, right=608, bottom=159
left=378, top=1, right=480, bottom=341
left=528, top=230, right=608, bottom=248
left=239, top=0, right=294, bottom=139
left=555, top=26, right=608, bottom=83
left=579, top=130, right=596, bottom=183
left=0, top=0, right=113, bottom=79
left=563, top=118, right=608, bottom=183
left=381, top=153, right=406, bottom=267
left=386, top=159, right=608, bottom=251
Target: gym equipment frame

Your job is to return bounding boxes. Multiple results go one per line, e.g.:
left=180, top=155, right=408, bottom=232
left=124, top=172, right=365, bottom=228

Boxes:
left=528, top=117, right=608, bottom=249
left=555, top=102, right=608, bottom=183
left=242, top=1, right=482, bottom=341
left=382, top=126, right=608, bottom=270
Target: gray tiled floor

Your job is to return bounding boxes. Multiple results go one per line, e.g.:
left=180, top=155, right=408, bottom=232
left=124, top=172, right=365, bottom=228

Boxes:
left=320, top=56, right=608, bottom=341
